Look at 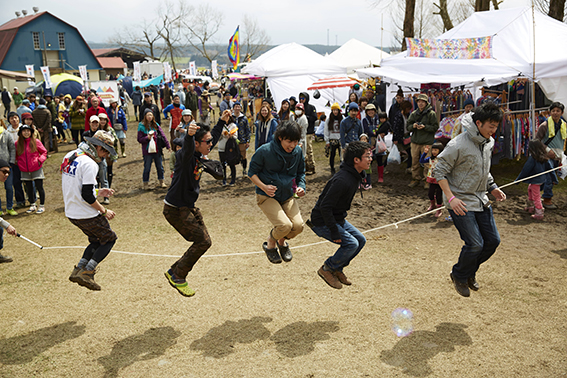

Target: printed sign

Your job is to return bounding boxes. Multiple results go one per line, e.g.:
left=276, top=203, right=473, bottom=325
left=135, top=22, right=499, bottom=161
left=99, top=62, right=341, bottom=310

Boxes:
left=40, top=66, right=52, bottom=89
left=90, top=81, right=119, bottom=107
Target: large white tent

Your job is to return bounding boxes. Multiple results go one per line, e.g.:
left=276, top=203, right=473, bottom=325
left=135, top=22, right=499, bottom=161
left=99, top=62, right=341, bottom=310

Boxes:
left=328, top=38, right=390, bottom=74
left=357, top=7, right=567, bottom=106
left=243, top=43, right=347, bottom=111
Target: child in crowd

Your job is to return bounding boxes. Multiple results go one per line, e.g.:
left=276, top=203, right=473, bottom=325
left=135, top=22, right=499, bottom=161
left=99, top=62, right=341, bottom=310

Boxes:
left=420, top=142, right=444, bottom=217
left=516, top=140, right=558, bottom=220
left=359, top=134, right=372, bottom=190
left=170, top=138, right=183, bottom=178
left=248, top=120, right=306, bottom=264
left=15, top=124, right=47, bottom=214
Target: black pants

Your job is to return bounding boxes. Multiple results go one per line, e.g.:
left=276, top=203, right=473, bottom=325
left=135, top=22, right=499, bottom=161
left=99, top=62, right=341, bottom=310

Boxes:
left=329, top=142, right=341, bottom=170
left=71, top=129, right=84, bottom=145
left=24, top=179, right=44, bottom=205
left=428, top=183, right=443, bottom=204
left=163, top=205, right=212, bottom=279
left=134, top=105, right=140, bottom=121
left=219, top=152, right=236, bottom=183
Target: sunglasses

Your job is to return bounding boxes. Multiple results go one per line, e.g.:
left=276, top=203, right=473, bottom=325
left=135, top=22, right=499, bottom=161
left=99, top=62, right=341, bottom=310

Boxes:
left=0, top=169, right=10, bottom=175
left=201, top=138, right=213, bottom=145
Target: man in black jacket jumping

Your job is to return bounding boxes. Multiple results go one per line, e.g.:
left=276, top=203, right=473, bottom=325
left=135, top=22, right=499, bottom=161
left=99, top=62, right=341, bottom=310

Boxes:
left=308, top=141, right=372, bottom=289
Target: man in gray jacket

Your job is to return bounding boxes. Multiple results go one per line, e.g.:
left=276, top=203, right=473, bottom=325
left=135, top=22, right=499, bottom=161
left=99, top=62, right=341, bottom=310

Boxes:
left=434, top=102, right=506, bottom=297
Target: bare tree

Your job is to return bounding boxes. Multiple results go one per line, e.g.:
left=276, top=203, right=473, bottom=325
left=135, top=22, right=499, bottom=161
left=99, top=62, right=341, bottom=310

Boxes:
left=108, top=20, right=163, bottom=60
left=183, top=4, right=224, bottom=64
left=433, top=0, right=454, bottom=31
left=548, top=0, right=567, bottom=21
left=475, top=0, right=490, bottom=12
left=402, top=0, right=416, bottom=50
left=241, top=14, right=271, bottom=59
left=156, top=0, right=190, bottom=72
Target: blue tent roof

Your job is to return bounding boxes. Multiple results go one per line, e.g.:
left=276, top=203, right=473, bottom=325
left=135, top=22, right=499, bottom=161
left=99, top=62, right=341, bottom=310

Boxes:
left=137, top=74, right=163, bottom=88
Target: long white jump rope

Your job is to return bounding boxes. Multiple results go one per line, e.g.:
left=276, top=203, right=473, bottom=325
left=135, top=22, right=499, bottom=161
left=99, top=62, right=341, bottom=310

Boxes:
left=16, top=165, right=564, bottom=257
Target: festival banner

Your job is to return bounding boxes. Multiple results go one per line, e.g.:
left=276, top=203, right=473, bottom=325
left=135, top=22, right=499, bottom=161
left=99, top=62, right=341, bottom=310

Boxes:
left=228, top=26, right=240, bottom=69
left=163, top=62, right=172, bottom=82
left=189, top=61, right=196, bottom=76
left=40, top=66, right=52, bottom=89
left=90, top=81, right=119, bottom=107
left=78, top=65, right=88, bottom=81
left=406, top=36, right=493, bottom=59
left=133, top=61, right=141, bottom=82
left=25, top=64, right=35, bottom=85
left=211, top=60, right=218, bottom=79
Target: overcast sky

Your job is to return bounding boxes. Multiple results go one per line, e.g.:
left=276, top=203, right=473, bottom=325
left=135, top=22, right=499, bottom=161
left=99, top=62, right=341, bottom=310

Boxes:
left=1, top=0, right=532, bottom=48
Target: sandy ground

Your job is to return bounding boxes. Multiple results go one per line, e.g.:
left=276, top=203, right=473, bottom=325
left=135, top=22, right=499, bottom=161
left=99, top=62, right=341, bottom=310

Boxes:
left=0, top=133, right=566, bottom=377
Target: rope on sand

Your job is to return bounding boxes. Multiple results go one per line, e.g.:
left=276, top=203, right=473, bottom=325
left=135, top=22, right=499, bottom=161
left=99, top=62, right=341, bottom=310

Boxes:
left=41, top=165, right=565, bottom=258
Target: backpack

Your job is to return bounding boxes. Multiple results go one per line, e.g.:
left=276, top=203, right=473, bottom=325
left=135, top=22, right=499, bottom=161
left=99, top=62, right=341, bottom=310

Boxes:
left=224, top=137, right=241, bottom=165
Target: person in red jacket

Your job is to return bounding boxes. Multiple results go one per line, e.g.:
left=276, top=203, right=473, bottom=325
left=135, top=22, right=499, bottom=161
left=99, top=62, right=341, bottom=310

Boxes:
left=15, top=124, right=48, bottom=214
left=85, top=97, right=108, bottom=132
left=162, top=95, right=185, bottom=142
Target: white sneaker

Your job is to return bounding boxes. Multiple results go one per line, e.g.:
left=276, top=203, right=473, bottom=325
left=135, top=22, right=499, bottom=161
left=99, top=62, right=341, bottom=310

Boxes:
left=26, top=204, right=37, bottom=214
left=36, top=206, right=45, bottom=214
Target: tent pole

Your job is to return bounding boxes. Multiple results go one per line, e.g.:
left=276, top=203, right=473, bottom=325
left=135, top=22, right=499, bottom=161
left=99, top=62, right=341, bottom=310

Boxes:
left=530, top=2, right=536, bottom=138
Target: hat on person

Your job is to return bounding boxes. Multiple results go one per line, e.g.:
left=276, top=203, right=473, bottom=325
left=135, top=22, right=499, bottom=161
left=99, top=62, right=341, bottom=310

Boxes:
left=22, top=99, right=30, bottom=105
left=64, top=94, right=72, bottom=100
left=201, top=90, right=210, bottom=96
left=44, top=93, right=52, bottom=99
left=110, top=99, right=119, bottom=105
left=348, top=102, right=359, bottom=111
left=464, top=98, right=475, bottom=108
left=233, top=101, right=241, bottom=107
left=224, top=91, right=231, bottom=97
left=7, top=111, right=19, bottom=121
left=38, top=98, right=46, bottom=105
left=89, top=115, right=100, bottom=123
left=18, top=124, right=33, bottom=136
left=353, top=83, right=360, bottom=90
left=360, top=133, right=368, bottom=140
left=295, top=103, right=304, bottom=110
left=331, top=102, right=341, bottom=110
left=365, top=103, right=377, bottom=111
left=76, top=95, right=84, bottom=102
left=416, top=94, right=429, bottom=103
left=144, top=108, right=154, bottom=116
left=0, top=159, right=9, bottom=169
left=289, top=96, right=297, bottom=102
left=144, top=92, right=151, bottom=97
left=182, top=109, right=192, bottom=116
left=85, top=130, right=117, bottom=156
left=21, top=112, right=33, bottom=121
left=13, top=87, right=18, bottom=91
left=98, top=113, right=108, bottom=120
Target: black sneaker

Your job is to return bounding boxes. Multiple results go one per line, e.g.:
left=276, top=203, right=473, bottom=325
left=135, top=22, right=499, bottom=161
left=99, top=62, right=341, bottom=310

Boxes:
left=0, top=254, right=13, bottom=263
left=450, top=272, right=470, bottom=297
left=262, top=242, right=282, bottom=264
left=277, top=242, right=293, bottom=262
left=467, top=277, right=480, bottom=291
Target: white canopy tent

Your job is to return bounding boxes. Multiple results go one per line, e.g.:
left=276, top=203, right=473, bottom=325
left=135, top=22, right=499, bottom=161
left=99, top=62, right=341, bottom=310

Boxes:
left=357, top=7, right=567, bottom=106
left=243, top=43, right=347, bottom=111
left=328, top=38, right=390, bottom=74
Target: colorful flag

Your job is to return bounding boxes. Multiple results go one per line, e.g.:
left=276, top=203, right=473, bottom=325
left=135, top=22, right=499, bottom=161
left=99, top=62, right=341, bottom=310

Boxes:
left=228, top=26, right=240, bottom=70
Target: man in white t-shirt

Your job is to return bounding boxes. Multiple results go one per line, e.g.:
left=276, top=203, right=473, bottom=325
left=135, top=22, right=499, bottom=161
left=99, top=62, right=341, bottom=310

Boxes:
left=61, top=130, right=117, bottom=291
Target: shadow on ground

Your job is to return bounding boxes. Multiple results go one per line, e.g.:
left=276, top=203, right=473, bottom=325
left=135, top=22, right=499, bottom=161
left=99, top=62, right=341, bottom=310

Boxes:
left=98, top=326, right=181, bottom=378
left=270, top=321, right=340, bottom=358
left=0, top=321, right=86, bottom=365
left=380, top=322, right=472, bottom=377
left=551, top=248, right=567, bottom=259
left=190, top=317, right=272, bottom=358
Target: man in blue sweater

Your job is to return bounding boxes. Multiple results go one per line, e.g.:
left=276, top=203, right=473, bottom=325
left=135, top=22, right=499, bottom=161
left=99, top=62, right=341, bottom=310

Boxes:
left=308, top=141, right=372, bottom=289
left=163, top=109, right=231, bottom=297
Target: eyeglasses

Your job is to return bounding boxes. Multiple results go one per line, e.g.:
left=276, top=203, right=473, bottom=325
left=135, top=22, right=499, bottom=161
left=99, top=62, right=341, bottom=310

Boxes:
left=201, top=138, right=213, bottom=145
left=0, top=169, right=10, bottom=175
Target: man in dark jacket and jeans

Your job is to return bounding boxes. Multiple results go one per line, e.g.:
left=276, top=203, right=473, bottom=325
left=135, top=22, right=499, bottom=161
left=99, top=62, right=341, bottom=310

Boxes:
left=309, top=141, right=371, bottom=289
left=299, top=92, right=317, bottom=175
left=163, top=109, right=230, bottom=297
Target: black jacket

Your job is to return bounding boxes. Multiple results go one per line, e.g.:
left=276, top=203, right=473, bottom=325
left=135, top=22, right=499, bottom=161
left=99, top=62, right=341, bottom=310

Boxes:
left=139, top=102, right=161, bottom=126
left=310, top=162, right=364, bottom=240
left=164, top=118, right=225, bottom=208
left=300, top=92, right=317, bottom=134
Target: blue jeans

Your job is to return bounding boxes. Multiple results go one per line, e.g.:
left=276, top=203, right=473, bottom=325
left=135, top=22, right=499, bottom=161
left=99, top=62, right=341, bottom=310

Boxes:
left=10, top=163, right=25, bottom=205
left=311, top=220, right=366, bottom=271
left=449, top=206, right=500, bottom=283
left=542, top=159, right=558, bottom=199
left=97, top=160, right=108, bottom=189
left=143, top=154, right=164, bottom=182
left=0, top=169, right=14, bottom=210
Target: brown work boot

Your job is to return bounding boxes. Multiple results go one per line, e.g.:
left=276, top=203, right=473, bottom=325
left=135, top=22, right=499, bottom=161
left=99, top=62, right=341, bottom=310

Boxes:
left=69, top=266, right=81, bottom=283
left=333, top=270, right=352, bottom=285
left=76, top=269, right=101, bottom=291
left=318, top=266, right=342, bottom=289
left=0, top=253, right=13, bottom=263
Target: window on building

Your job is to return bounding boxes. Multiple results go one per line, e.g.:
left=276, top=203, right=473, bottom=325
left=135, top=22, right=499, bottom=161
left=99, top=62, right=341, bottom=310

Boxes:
left=32, top=32, right=40, bottom=50
left=58, top=33, right=65, bottom=50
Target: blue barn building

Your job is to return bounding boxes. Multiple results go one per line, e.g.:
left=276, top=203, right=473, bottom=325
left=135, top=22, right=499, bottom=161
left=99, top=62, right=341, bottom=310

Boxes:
left=0, top=11, right=101, bottom=81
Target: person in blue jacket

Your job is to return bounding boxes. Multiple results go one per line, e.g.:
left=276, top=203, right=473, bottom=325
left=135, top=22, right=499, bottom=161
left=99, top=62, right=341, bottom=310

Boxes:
left=254, top=105, right=278, bottom=150
left=340, top=102, right=363, bottom=151
left=248, top=120, right=306, bottom=264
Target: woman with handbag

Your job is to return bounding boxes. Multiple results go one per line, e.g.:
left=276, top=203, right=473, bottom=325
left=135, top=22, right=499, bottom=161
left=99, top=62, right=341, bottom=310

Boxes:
left=137, top=109, right=170, bottom=190
left=108, top=99, right=128, bottom=158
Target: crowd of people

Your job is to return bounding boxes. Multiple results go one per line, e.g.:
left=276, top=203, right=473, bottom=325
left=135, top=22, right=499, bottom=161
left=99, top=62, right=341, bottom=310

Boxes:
left=0, top=79, right=564, bottom=299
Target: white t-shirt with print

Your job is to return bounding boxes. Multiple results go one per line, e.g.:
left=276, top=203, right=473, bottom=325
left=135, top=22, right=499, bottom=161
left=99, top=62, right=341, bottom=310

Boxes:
left=61, top=150, right=100, bottom=219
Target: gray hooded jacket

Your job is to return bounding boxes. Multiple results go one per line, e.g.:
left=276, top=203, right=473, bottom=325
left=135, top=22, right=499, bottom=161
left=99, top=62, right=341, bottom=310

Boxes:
left=433, top=113, right=498, bottom=212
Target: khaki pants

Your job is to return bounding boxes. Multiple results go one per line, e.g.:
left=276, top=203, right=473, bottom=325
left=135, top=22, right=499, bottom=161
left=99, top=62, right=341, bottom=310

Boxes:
left=257, top=194, right=304, bottom=241
left=305, top=134, right=316, bottom=172
left=411, top=143, right=430, bottom=181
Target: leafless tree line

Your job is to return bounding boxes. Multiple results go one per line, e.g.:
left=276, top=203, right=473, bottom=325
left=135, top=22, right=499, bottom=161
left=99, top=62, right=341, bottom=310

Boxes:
left=108, top=1, right=271, bottom=71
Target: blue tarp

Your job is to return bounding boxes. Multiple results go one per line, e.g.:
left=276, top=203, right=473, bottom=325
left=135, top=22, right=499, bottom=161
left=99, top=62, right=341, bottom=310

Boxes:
left=137, top=74, right=163, bottom=88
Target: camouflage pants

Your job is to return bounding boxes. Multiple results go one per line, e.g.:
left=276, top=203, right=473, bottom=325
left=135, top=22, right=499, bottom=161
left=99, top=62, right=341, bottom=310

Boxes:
left=163, top=204, right=212, bottom=279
